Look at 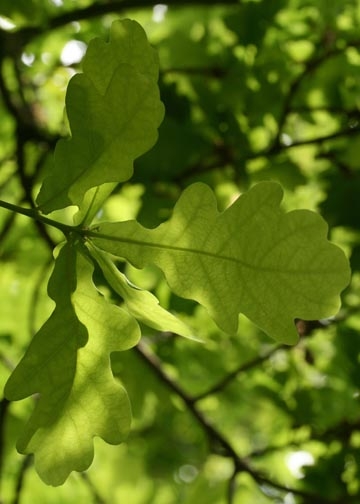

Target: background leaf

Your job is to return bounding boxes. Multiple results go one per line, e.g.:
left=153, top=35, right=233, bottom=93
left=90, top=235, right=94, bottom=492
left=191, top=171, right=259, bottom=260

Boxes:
left=91, top=181, right=350, bottom=344
left=36, top=19, right=164, bottom=215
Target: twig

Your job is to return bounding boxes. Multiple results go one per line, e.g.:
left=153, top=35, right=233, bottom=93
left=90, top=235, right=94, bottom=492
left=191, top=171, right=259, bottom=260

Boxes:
left=267, top=125, right=360, bottom=155
left=193, top=322, right=321, bottom=402
left=172, top=116, right=360, bottom=185
left=271, top=39, right=360, bottom=151
left=0, top=198, right=75, bottom=235
left=192, top=344, right=283, bottom=402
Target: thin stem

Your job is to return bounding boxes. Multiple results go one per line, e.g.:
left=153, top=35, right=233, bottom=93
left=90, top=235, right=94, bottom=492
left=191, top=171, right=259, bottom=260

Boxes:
left=0, top=199, right=76, bottom=236
left=78, top=187, right=100, bottom=227
left=192, top=344, right=283, bottom=402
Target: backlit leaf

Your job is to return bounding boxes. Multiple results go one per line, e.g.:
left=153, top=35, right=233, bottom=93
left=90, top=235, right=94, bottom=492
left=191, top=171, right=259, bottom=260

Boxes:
left=91, top=181, right=351, bottom=344
left=36, top=19, right=164, bottom=215
left=4, top=241, right=141, bottom=485
left=88, top=243, right=198, bottom=340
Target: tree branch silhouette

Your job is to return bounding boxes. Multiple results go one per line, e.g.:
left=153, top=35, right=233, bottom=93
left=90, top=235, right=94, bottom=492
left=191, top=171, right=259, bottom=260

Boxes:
left=135, top=340, right=338, bottom=504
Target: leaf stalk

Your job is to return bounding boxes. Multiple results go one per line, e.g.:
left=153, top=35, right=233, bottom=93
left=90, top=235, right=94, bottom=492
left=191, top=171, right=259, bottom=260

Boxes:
left=0, top=198, right=77, bottom=236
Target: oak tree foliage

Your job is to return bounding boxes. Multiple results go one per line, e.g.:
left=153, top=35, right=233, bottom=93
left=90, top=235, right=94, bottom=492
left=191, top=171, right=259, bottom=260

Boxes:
left=0, top=2, right=358, bottom=503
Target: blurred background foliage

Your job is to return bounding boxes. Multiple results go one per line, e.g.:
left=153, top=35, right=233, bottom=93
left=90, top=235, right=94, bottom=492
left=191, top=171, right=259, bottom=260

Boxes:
left=1, top=0, right=360, bottom=503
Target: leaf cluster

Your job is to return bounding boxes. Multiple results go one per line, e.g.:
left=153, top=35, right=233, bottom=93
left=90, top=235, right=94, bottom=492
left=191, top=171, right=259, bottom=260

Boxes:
left=0, top=2, right=358, bottom=503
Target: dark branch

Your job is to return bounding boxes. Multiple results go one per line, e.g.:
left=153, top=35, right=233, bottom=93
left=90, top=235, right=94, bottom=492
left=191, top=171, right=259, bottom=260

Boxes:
left=15, top=130, right=57, bottom=250
left=267, top=125, right=360, bottom=155
left=135, top=340, right=244, bottom=463
left=11, top=456, right=32, bottom=504
left=271, top=38, right=360, bottom=151
left=44, top=0, right=240, bottom=31
left=80, top=473, right=107, bottom=504
left=162, top=66, right=228, bottom=78
left=0, top=0, right=240, bottom=47
left=0, top=397, right=10, bottom=496
left=135, top=340, right=335, bottom=504
left=227, top=467, right=238, bottom=504
left=192, top=344, right=283, bottom=402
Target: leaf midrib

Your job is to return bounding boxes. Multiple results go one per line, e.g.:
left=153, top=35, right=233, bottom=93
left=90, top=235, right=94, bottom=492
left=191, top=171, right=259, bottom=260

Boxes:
left=89, top=231, right=337, bottom=275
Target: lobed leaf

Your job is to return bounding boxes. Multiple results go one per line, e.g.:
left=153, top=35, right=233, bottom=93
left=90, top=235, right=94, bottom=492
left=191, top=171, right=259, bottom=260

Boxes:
left=88, top=243, right=198, bottom=340
left=36, top=19, right=164, bottom=216
left=90, top=181, right=351, bottom=344
left=4, top=241, right=140, bottom=485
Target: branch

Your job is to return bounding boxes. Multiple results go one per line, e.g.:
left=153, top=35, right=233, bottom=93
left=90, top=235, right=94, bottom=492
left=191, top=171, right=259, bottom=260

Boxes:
left=271, top=39, right=360, bottom=151
left=0, top=211, right=17, bottom=248
left=0, top=0, right=240, bottom=47
left=80, top=473, right=106, bottom=504
left=267, top=125, right=360, bottom=155
left=134, top=340, right=335, bottom=504
left=10, top=456, right=32, bottom=504
left=162, top=66, right=228, bottom=78
left=0, top=56, right=20, bottom=115
left=186, top=321, right=321, bottom=402
left=135, top=340, right=243, bottom=463
left=15, top=132, right=56, bottom=250
left=172, top=120, right=360, bottom=185
left=49, top=0, right=236, bottom=29
left=0, top=55, right=60, bottom=249
left=227, top=468, right=238, bottom=504
left=192, top=344, right=283, bottom=402
left=0, top=397, right=10, bottom=498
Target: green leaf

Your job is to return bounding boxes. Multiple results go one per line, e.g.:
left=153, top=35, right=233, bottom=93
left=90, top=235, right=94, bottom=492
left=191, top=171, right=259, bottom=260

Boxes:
left=73, top=183, right=116, bottom=227
left=4, top=241, right=141, bottom=485
left=90, top=181, right=351, bottom=344
left=88, top=243, right=198, bottom=340
left=36, top=19, right=164, bottom=215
